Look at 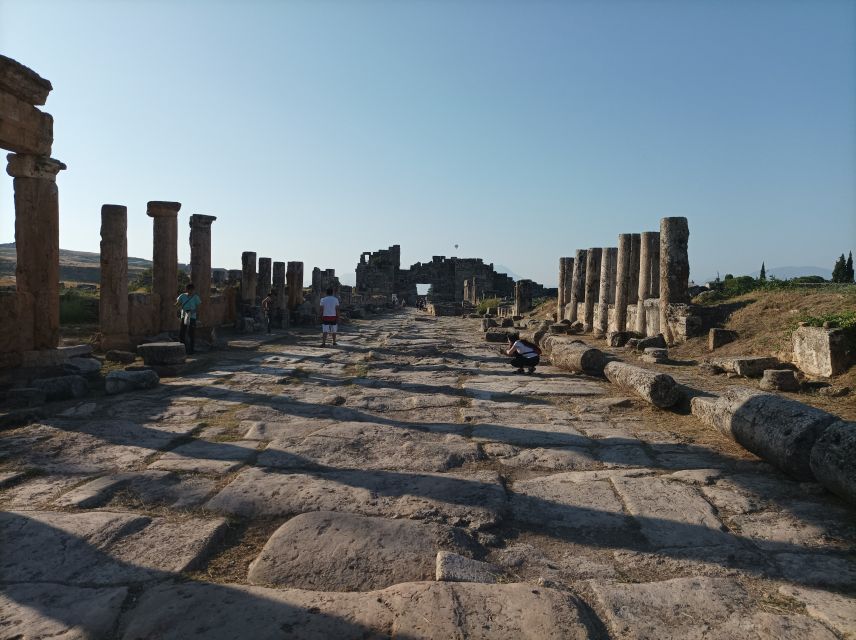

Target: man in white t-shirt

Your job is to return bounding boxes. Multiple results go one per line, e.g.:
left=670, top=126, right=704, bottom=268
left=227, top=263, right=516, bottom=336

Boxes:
left=319, top=287, right=340, bottom=347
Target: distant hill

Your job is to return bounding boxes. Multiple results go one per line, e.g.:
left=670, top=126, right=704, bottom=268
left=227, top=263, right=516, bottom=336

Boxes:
left=697, top=265, right=834, bottom=284
left=0, top=243, right=185, bottom=284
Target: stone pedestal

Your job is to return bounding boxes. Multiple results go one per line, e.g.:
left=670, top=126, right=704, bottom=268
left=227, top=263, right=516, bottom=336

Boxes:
left=613, top=234, right=632, bottom=333
left=568, top=249, right=587, bottom=323
left=258, top=257, right=272, bottom=302
left=241, top=252, right=257, bottom=307
left=189, top=214, right=216, bottom=329
left=596, top=247, right=617, bottom=335
left=659, top=217, right=690, bottom=345
left=635, top=231, right=657, bottom=335
left=8, top=153, right=66, bottom=349
left=583, top=248, right=602, bottom=333
left=286, top=261, right=304, bottom=310
left=146, top=201, right=181, bottom=333
left=99, top=204, right=129, bottom=349
left=273, top=261, right=287, bottom=328
left=557, top=257, right=571, bottom=320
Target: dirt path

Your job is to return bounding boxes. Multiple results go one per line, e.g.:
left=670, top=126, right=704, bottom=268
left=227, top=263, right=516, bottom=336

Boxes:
left=1, top=310, right=854, bottom=638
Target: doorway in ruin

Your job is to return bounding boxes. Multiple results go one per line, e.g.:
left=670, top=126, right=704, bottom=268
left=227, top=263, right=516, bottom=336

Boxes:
left=415, top=283, right=431, bottom=307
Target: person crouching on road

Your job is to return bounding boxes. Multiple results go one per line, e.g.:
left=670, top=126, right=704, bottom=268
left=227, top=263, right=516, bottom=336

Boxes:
left=319, top=287, right=340, bottom=347
left=503, top=332, right=540, bottom=374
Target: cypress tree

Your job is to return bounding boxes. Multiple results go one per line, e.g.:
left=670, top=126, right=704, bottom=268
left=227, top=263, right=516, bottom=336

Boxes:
left=759, top=262, right=766, bottom=282
left=846, top=251, right=854, bottom=283
left=832, top=255, right=844, bottom=282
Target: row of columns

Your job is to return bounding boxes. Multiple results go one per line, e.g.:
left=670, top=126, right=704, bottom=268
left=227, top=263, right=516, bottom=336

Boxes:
left=240, top=251, right=305, bottom=319
left=555, top=217, right=689, bottom=343
left=99, top=202, right=219, bottom=349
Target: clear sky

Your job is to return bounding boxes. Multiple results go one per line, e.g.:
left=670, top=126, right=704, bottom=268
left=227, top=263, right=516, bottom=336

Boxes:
left=1, top=0, right=854, bottom=287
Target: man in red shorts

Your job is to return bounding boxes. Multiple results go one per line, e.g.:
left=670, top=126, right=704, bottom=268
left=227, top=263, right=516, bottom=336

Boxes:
left=319, top=287, right=340, bottom=347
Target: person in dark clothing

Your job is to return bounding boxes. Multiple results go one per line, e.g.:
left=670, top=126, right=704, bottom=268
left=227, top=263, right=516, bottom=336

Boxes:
left=503, top=332, right=540, bottom=374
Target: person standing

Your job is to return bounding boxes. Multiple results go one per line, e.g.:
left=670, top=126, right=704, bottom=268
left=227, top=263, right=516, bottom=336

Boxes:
left=261, top=290, right=275, bottom=334
left=319, top=287, right=340, bottom=347
left=175, top=283, right=202, bottom=355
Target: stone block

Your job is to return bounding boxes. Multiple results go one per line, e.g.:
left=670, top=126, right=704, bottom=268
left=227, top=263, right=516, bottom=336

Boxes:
left=137, top=341, right=187, bottom=365
left=606, top=331, right=633, bottom=347
left=709, top=355, right=779, bottom=378
left=793, top=325, right=849, bottom=378
left=0, top=88, right=53, bottom=155
left=105, top=369, right=160, bottom=395
left=810, top=420, right=856, bottom=506
left=693, top=387, right=837, bottom=480
left=31, top=375, right=88, bottom=401
left=64, top=356, right=102, bottom=376
left=435, top=551, right=503, bottom=583
left=20, top=344, right=92, bottom=367
left=480, top=317, right=497, bottom=331
left=105, top=349, right=136, bottom=364
left=484, top=329, right=510, bottom=343
left=708, top=328, right=738, bottom=351
left=759, top=369, right=800, bottom=392
left=4, top=387, right=46, bottom=408
left=635, top=333, right=667, bottom=351
left=643, top=347, right=668, bottom=359
left=499, top=318, right=514, bottom=328
left=604, top=361, right=682, bottom=408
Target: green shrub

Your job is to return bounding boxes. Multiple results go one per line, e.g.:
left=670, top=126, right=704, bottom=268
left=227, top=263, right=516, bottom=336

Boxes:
left=799, top=310, right=856, bottom=331
left=60, top=291, right=98, bottom=324
left=477, top=297, right=501, bottom=314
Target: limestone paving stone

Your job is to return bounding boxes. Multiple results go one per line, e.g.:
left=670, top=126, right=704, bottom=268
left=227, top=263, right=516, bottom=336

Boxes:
left=0, top=582, right=128, bottom=640
left=0, top=474, right=81, bottom=509
left=498, top=446, right=601, bottom=471
left=53, top=470, right=218, bottom=509
left=779, top=585, right=856, bottom=639
left=435, top=550, right=504, bottom=583
left=257, top=421, right=481, bottom=472
left=119, top=580, right=593, bottom=640
left=148, top=438, right=259, bottom=474
left=247, top=511, right=480, bottom=591
left=471, top=422, right=592, bottom=447
left=774, top=553, right=856, bottom=588
left=611, top=475, right=734, bottom=548
left=206, top=467, right=507, bottom=528
left=727, top=500, right=856, bottom=552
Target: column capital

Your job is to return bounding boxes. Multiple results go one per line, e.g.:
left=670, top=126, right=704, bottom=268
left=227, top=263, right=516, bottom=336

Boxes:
left=6, top=153, right=66, bottom=180
left=189, top=214, right=217, bottom=227
left=101, top=204, right=127, bottom=216
left=146, top=201, right=181, bottom=218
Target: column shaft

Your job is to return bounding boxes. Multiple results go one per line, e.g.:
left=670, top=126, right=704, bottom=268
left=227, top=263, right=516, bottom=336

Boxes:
left=146, top=200, right=181, bottom=333
left=286, top=261, right=304, bottom=310
left=189, top=214, right=216, bottom=328
left=99, top=204, right=129, bottom=349
left=258, top=257, right=272, bottom=302
left=636, top=231, right=656, bottom=335
left=568, top=249, right=587, bottom=323
left=583, top=248, right=602, bottom=332
left=597, top=247, right=617, bottom=335
left=614, top=234, right=632, bottom=332
left=241, top=252, right=257, bottom=306
left=659, top=217, right=690, bottom=344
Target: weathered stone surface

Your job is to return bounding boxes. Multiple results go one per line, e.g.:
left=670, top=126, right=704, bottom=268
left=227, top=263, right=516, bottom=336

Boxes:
left=258, top=421, right=480, bottom=472
left=485, top=328, right=511, bottom=342
left=709, top=327, right=738, bottom=351
left=636, top=333, right=667, bottom=351
left=510, top=473, right=630, bottom=532
left=759, top=368, right=800, bottom=392
left=137, top=341, right=187, bottom=365
left=120, top=581, right=593, bottom=640
left=0, top=89, right=53, bottom=155
left=709, top=355, right=780, bottom=378
left=659, top=217, right=690, bottom=344
left=206, top=467, right=506, bottom=529
left=189, top=214, right=217, bottom=328
left=105, top=369, right=160, bottom=395
left=0, top=582, right=128, bottom=640
left=567, top=249, right=587, bottom=323
left=471, top=422, right=591, bottom=447
left=604, top=361, right=682, bottom=408
left=793, top=324, right=849, bottom=378
left=436, top=550, right=503, bottom=583
left=100, top=204, right=130, bottom=350
left=583, top=247, right=602, bottom=332
left=149, top=439, right=258, bottom=474
left=106, top=349, right=136, bottom=363
left=32, top=374, right=88, bottom=401
left=498, top=446, right=599, bottom=470
left=611, top=475, right=732, bottom=548
left=607, top=330, right=633, bottom=347
left=775, top=553, right=856, bottom=588
left=0, top=510, right=225, bottom=584
left=810, top=420, right=856, bottom=505
left=0, top=53, right=53, bottom=105
left=693, top=387, right=837, bottom=480
left=591, top=577, right=835, bottom=640
left=4, top=386, right=46, bottom=408
left=66, top=355, right=102, bottom=375
left=779, top=585, right=856, bottom=639
left=248, top=511, right=479, bottom=591
left=147, top=201, right=181, bottom=332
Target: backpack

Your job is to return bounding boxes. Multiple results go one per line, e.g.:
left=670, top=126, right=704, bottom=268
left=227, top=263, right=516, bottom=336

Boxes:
left=519, top=338, right=542, bottom=355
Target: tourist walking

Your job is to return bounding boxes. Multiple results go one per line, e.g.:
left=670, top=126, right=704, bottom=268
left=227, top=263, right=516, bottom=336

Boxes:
left=503, top=332, right=541, bottom=374
left=175, top=283, right=202, bottom=355
left=261, top=290, right=275, bottom=334
left=319, top=287, right=340, bottom=347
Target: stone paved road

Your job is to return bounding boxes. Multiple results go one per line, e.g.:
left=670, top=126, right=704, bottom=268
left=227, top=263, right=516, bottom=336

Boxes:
left=1, top=310, right=855, bottom=639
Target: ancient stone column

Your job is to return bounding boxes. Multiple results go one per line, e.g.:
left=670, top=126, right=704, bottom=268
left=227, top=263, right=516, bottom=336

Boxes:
left=635, top=231, right=656, bottom=335
left=514, top=279, right=534, bottom=316
left=557, top=257, right=567, bottom=320
left=628, top=233, right=641, bottom=310
left=146, top=200, right=181, bottom=333
left=7, top=154, right=66, bottom=350
left=99, top=204, right=129, bottom=349
left=258, top=257, right=272, bottom=301
left=273, top=261, right=286, bottom=327
left=189, top=214, right=216, bottom=329
left=648, top=231, right=660, bottom=298
left=596, top=247, right=617, bottom=336
left=558, top=257, right=573, bottom=320
left=659, top=217, right=690, bottom=345
left=613, top=234, right=632, bottom=333
left=241, top=251, right=257, bottom=307
left=583, top=248, right=602, bottom=333
left=568, top=249, right=587, bottom=323
left=286, top=261, right=304, bottom=310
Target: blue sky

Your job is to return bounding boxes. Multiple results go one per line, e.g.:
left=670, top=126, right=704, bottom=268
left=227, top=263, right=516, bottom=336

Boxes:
left=1, top=0, right=854, bottom=286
